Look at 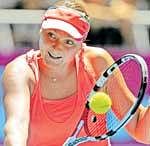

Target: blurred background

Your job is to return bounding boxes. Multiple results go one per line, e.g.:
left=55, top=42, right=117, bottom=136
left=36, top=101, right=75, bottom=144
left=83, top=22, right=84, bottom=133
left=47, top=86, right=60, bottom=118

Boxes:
left=0, top=0, right=150, bottom=146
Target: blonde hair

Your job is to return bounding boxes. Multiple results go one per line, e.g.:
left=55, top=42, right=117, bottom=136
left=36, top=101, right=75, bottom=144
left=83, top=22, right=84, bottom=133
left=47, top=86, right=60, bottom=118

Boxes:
left=54, top=0, right=90, bottom=22
left=65, top=1, right=88, bottom=15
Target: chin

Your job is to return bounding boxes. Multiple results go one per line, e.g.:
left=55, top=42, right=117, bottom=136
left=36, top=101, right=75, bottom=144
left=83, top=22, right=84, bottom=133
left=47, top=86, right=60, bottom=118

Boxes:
left=47, top=59, right=64, bottom=66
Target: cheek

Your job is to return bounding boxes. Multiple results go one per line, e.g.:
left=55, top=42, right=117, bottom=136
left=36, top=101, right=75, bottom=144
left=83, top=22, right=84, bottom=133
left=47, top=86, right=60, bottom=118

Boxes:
left=39, top=43, right=47, bottom=60
left=66, top=49, right=79, bottom=60
left=44, top=36, right=51, bottom=44
left=39, top=38, right=49, bottom=53
left=40, top=34, right=51, bottom=46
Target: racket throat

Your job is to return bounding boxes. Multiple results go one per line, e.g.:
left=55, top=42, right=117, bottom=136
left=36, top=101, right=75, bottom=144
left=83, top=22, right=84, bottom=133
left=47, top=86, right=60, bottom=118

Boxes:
left=72, top=120, right=84, bottom=137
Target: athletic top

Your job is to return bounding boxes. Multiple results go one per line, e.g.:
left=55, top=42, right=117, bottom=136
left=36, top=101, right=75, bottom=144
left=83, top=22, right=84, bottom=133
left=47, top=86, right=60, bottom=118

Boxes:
left=26, top=49, right=110, bottom=146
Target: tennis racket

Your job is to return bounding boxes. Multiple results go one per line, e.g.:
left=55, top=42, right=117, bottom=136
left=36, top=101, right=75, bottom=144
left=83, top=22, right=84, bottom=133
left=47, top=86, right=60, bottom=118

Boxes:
left=63, top=54, right=148, bottom=146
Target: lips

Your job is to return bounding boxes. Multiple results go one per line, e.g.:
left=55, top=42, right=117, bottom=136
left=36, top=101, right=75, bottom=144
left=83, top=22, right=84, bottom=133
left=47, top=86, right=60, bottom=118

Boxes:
left=48, top=51, right=62, bottom=59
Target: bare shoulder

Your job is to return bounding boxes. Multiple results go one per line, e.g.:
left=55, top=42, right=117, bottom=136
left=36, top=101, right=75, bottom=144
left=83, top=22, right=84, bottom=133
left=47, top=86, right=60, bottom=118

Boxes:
left=2, top=54, right=35, bottom=92
left=3, top=54, right=32, bottom=79
left=83, top=45, right=115, bottom=77
left=84, top=45, right=114, bottom=63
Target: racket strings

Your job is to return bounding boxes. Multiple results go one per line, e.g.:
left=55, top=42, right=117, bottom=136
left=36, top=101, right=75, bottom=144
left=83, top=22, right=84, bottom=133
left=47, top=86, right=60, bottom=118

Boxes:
left=120, top=61, right=141, bottom=96
left=85, top=110, right=107, bottom=136
left=111, top=95, right=130, bottom=120
left=106, top=60, right=142, bottom=131
left=85, top=60, right=142, bottom=135
left=106, top=110, right=122, bottom=130
left=107, top=80, right=129, bottom=121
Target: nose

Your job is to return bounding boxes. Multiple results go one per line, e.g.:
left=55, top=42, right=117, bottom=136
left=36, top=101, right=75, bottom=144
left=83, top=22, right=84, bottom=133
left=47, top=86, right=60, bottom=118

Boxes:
left=51, top=39, right=63, bottom=51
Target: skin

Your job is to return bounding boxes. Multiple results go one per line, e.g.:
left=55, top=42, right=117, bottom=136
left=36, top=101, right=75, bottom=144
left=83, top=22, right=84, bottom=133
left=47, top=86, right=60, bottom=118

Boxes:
left=2, top=28, right=150, bottom=146
left=38, top=29, right=82, bottom=99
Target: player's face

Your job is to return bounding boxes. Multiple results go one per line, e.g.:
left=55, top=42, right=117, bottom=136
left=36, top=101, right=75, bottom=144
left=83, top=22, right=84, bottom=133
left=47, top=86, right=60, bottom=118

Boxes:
left=39, top=29, right=82, bottom=67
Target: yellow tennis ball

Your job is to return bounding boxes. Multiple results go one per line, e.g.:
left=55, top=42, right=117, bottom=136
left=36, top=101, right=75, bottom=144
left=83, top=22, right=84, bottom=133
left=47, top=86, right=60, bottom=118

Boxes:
left=89, top=92, right=112, bottom=114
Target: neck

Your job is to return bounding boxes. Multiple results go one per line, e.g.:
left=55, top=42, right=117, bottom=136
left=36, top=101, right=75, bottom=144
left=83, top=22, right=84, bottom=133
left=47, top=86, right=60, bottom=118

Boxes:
left=39, top=59, right=76, bottom=83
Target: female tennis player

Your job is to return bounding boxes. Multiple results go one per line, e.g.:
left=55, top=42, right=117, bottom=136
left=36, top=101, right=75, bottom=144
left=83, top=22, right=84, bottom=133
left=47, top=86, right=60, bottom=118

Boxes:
left=2, top=1, right=150, bottom=146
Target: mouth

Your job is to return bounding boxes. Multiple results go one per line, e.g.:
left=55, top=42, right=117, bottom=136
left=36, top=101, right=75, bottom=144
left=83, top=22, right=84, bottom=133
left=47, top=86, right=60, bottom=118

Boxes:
left=48, top=51, right=62, bottom=59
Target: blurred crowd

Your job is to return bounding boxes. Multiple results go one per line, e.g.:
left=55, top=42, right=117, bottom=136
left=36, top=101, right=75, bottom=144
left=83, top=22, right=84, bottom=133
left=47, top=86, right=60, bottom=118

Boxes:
left=0, top=0, right=150, bottom=54
left=0, top=0, right=51, bottom=54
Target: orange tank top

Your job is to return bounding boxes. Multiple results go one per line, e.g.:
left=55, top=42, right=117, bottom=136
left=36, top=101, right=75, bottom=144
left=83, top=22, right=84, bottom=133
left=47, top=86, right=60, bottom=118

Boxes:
left=26, top=49, right=110, bottom=146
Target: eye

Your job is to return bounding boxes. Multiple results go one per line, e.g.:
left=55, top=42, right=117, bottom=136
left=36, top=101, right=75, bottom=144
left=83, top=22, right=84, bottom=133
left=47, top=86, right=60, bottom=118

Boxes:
left=48, top=32, right=57, bottom=40
left=64, top=39, right=75, bottom=46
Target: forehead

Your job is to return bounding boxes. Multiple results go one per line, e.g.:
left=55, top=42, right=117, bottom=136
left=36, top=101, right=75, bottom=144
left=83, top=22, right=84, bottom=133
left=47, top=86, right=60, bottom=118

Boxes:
left=41, top=28, right=73, bottom=37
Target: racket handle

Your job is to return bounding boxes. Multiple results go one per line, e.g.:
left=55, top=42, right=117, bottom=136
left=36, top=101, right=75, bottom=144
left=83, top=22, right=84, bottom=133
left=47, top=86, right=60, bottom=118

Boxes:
left=72, top=120, right=84, bottom=137
left=63, top=136, right=97, bottom=146
left=63, top=136, right=76, bottom=146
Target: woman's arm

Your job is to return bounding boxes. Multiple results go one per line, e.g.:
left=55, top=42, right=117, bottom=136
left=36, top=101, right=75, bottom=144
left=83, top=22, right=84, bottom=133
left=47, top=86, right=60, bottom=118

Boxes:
left=86, top=46, right=150, bottom=144
left=106, top=63, right=150, bottom=144
left=134, top=105, right=150, bottom=143
left=2, top=58, right=31, bottom=146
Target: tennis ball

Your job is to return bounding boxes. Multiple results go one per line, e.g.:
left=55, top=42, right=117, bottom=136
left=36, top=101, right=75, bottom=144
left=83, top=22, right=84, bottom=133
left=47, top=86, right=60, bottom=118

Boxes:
left=89, top=92, right=112, bottom=114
